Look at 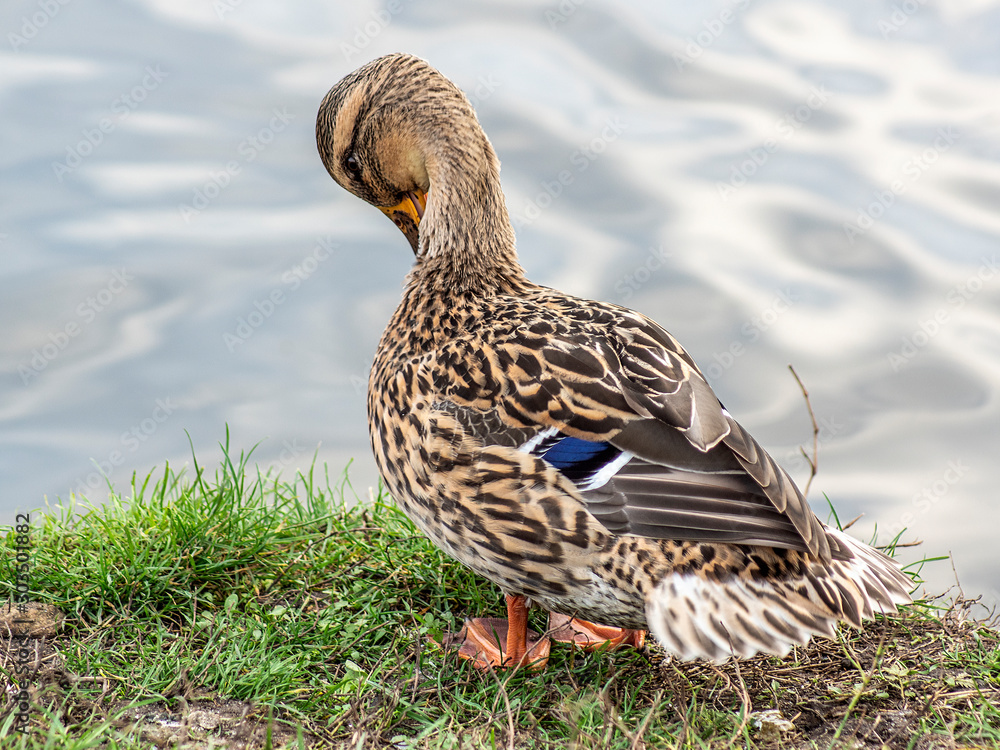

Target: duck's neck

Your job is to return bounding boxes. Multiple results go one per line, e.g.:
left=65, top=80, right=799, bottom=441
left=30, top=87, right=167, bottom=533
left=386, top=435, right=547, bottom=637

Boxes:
left=406, top=135, right=527, bottom=298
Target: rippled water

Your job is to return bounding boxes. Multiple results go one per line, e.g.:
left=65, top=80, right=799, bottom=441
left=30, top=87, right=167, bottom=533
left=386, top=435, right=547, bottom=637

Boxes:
left=3, top=0, right=999, bottom=603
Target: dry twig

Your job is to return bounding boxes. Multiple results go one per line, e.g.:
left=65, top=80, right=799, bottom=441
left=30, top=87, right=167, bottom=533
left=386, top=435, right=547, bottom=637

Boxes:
left=789, top=364, right=819, bottom=498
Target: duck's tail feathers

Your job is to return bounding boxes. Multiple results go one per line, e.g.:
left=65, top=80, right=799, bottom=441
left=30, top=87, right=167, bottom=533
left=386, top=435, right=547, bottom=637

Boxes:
left=646, top=526, right=912, bottom=663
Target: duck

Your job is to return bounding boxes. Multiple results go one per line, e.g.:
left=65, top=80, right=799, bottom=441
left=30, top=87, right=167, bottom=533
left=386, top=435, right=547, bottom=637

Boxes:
left=316, top=53, right=911, bottom=670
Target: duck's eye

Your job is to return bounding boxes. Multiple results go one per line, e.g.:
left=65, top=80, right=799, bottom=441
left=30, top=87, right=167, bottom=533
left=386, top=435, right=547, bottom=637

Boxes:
left=345, top=154, right=362, bottom=179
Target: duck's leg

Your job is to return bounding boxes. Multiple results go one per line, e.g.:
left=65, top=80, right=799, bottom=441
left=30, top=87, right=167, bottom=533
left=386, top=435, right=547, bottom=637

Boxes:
left=440, top=594, right=551, bottom=670
left=547, top=612, right=646, bottom=651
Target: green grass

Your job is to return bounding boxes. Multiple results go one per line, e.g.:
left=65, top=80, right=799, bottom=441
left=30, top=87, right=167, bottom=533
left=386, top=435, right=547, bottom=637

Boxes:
left=1, top=438, right=998, bottom=749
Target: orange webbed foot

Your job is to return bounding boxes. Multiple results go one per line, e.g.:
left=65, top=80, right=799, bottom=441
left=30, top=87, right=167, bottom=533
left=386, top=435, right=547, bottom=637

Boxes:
left=436, top=599, right=645, bottom=668
left=438, top=594, right=550, bottom=670
left=440, top=616, right=551, bottom=670
left=547, top=612, right=646, bottom=652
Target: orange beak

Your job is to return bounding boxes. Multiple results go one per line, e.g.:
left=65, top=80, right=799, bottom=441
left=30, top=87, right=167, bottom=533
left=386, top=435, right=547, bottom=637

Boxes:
left=378, top=189, right=427, bottom=254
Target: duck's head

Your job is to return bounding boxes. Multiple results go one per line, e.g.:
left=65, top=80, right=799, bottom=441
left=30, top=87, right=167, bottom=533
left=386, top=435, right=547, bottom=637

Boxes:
left=317, top=53, right=493, bottom=256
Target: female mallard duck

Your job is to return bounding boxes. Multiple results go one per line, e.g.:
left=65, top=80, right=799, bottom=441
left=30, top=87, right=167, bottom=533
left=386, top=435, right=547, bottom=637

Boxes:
left=316, top=53, right=910, bottom=669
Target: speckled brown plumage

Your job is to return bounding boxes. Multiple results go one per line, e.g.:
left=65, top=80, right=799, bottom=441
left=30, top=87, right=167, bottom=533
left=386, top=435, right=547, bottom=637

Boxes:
left=316, top=53, right=911, bottom=666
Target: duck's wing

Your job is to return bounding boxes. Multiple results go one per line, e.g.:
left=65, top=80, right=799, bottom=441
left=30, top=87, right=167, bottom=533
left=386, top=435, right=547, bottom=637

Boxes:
left=435, top=300, right=832, bottom=561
